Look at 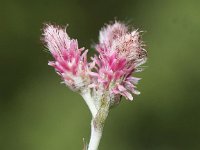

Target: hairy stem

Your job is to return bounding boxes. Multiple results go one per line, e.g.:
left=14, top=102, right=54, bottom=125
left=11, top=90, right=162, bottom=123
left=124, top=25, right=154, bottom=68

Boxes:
left=88, top=93, right=110, bottom=150
left=81, top=89, right=97, bottom=118
left=88, top=121, right=102, bottom=150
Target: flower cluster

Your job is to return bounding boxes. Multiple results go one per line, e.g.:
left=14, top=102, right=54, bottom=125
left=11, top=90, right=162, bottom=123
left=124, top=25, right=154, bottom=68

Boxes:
left=42, top=21, right=147, bottom=105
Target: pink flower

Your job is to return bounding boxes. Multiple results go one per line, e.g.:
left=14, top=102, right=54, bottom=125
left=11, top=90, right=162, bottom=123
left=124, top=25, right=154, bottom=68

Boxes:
left=42, top=21, right=147, bottom=104
left=42, top=24, right=90, bottom=91
left=90, top=21, right=147, bottom=102
left=42, top=21, right=148, bottom=150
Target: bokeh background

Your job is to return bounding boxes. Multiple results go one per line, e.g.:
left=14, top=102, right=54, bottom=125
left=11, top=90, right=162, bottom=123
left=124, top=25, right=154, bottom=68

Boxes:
left=1, top=0, right=200, bottom=149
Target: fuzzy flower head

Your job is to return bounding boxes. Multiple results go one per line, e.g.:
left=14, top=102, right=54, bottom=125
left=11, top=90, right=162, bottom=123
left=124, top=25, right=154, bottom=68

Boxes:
left=91, top=21, right=147, bottom=103
left=42, top=24, right=90, bottom=91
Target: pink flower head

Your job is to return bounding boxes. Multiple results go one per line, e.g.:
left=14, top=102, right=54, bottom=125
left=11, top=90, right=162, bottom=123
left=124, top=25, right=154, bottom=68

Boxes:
left=90, top=21, right=147, bottom=102
left=42, top=24, right=90, bottom=91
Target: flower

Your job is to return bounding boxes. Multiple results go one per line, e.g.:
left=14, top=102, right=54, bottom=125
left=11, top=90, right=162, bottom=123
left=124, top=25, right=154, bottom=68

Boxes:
left=90, top=21, right=147, bottom=103
left=42, top=24, right=90, bottom=91
left=42, top=21, right=148, bottom=150
left=42, top=21, right=147, bottom=104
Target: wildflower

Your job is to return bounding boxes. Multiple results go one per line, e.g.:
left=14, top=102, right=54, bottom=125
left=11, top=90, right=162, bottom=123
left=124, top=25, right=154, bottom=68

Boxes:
left=42, top=21, right=147, bottom=150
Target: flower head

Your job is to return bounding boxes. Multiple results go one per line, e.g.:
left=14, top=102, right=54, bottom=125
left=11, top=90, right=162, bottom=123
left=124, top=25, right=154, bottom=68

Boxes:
left=42, top=24, right=90, bottom=91
left=90, top=21, right=147, bottom=103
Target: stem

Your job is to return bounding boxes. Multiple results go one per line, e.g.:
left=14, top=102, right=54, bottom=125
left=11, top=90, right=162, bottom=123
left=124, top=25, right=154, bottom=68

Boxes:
left=81, top=90, right=110, bottom=150
left=81, top=89, right=97, bottom=118
left=88, top=93, right=110, bottom=150
left=88, top=121, right=102, bottom=150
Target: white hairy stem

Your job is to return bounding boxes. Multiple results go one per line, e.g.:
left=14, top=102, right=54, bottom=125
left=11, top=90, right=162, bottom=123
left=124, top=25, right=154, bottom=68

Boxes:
left=88, top=121, right=102, bottom=150
left=88, top=94, right=110, bottom=150
left=82, top=90, right=110, bottom=150
left=81, top=89, right=97, bottom=118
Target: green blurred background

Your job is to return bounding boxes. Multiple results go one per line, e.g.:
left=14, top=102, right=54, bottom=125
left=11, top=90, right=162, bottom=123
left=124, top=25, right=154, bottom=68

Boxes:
left=1, top=0, right=200, bottom=149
